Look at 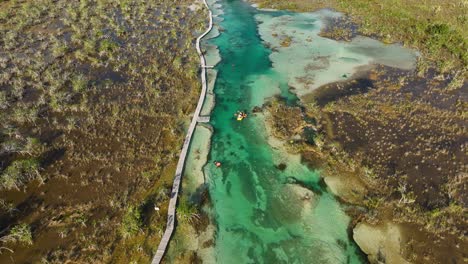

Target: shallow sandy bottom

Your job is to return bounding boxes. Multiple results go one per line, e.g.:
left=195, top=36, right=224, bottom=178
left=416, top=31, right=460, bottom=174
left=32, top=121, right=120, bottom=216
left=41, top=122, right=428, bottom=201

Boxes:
left=201, top=69, right=218, bottom=116
left=205, top=25, right=220, bottom=40
left=209, top=0, right=224, bottom=17
left=353, top=222, right=410, bottom=264
left=255, top=10, right=417, bottom=97
left=183, top=125, right=212, bottom=194
left=202, top=3, right=222, bottom=117
left=324, top=173, right=367, bottom=204
left=204, top=43, right=221, bottom=67
left=165, top=214, right=216, bottom=263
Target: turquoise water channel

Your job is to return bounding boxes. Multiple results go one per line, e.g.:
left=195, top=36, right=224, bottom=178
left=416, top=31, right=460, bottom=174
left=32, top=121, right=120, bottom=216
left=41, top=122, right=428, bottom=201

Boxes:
left=206, top=1, right=359, bottom=264
left=192, top=0, right=416, bottom=263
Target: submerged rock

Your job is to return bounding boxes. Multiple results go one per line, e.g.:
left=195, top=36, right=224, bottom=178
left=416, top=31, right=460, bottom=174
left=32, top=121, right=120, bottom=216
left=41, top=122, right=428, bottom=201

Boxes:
left=252, top=106, right=262, bottom=113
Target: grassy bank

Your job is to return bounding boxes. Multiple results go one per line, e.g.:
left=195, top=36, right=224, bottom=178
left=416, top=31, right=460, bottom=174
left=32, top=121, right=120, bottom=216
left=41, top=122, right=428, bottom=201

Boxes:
left=266, top=78, right=467, bottom=262
left=0, top=0, right=206, bottom=262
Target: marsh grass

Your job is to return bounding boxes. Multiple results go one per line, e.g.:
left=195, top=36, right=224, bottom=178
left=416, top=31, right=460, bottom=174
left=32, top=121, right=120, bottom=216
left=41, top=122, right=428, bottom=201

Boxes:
left=177, top=197, right=200, bottom=225
left=0, top=223, right=33, bottom=246
left=0, top=159, right=41, bottom=190
left=120, top=206, right=142, bottom=239
left=268, top=62, right=467, bottom=263
left=0, top=0, right=207, bottom=262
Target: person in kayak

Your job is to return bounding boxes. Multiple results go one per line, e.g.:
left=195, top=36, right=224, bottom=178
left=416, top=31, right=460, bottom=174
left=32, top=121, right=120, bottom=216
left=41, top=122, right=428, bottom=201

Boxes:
left=235, top=111, right=248, bottom=121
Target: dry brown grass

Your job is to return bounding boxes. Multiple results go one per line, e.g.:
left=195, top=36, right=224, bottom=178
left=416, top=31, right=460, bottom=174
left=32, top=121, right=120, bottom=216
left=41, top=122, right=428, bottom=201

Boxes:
left=0, top=0, right=207, bottom=262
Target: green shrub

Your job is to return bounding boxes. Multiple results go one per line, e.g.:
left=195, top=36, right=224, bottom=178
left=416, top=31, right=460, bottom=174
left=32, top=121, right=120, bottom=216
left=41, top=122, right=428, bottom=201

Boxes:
left=72, top=74, right=88, bottom=93
left=0, top=159, right=40, bottom=190
left=0, top=223, right=33, bottom=245
left=119, top=206, right=142, bottom=238
left=99, top=39, right=118, bottom=54
left=24, top=137, right=43, bottom=155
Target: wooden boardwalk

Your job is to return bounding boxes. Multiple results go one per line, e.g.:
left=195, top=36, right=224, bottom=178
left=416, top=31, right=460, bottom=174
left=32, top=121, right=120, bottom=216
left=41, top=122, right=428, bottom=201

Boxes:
left=151, top=1, right=213, bottom=263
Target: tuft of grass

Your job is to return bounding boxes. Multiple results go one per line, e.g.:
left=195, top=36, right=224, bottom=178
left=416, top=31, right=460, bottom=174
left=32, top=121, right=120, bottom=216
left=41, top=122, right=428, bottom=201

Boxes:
left=71, top=74, right=88, bottom=93
left=0, top=91, right=8, bottom=109
left=120, top=206, right=142, bottom=239
left=0, top=223, right=33, bottom=245
left=99, top=39, right=119, bottom=56
left=0, top=159, right=41, bottom=190
left=176, top=197, right=200, bottom=225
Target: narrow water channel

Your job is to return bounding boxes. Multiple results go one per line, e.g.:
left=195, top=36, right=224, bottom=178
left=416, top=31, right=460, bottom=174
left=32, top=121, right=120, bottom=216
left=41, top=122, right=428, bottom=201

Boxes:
left=204, top=1, right=365, bottom=263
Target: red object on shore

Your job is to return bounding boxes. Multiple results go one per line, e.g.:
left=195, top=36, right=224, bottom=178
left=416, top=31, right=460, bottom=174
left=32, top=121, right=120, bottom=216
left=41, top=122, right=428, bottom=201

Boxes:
left=215, top=161, right=222, bottom=167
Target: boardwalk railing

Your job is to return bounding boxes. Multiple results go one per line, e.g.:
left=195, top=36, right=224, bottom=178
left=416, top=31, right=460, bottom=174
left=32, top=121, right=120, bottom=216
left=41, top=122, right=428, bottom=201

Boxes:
left=151, top=1, right=213, bottom=263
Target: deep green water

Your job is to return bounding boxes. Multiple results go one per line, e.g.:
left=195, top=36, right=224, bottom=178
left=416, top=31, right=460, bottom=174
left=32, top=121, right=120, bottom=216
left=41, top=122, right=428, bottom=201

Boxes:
left=204, top=1, right=366, bottom=263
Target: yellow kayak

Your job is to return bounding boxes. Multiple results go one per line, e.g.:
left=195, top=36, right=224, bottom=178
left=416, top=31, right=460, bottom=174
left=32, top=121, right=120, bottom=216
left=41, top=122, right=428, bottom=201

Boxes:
left=237, top=112, right=247, bottom=121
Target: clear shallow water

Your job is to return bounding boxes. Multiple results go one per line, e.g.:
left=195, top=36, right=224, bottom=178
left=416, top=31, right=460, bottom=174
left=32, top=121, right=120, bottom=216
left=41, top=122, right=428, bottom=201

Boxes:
left=255, top=10, right=416, bottom=97
left=204, top=1, right=367, bottom=263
